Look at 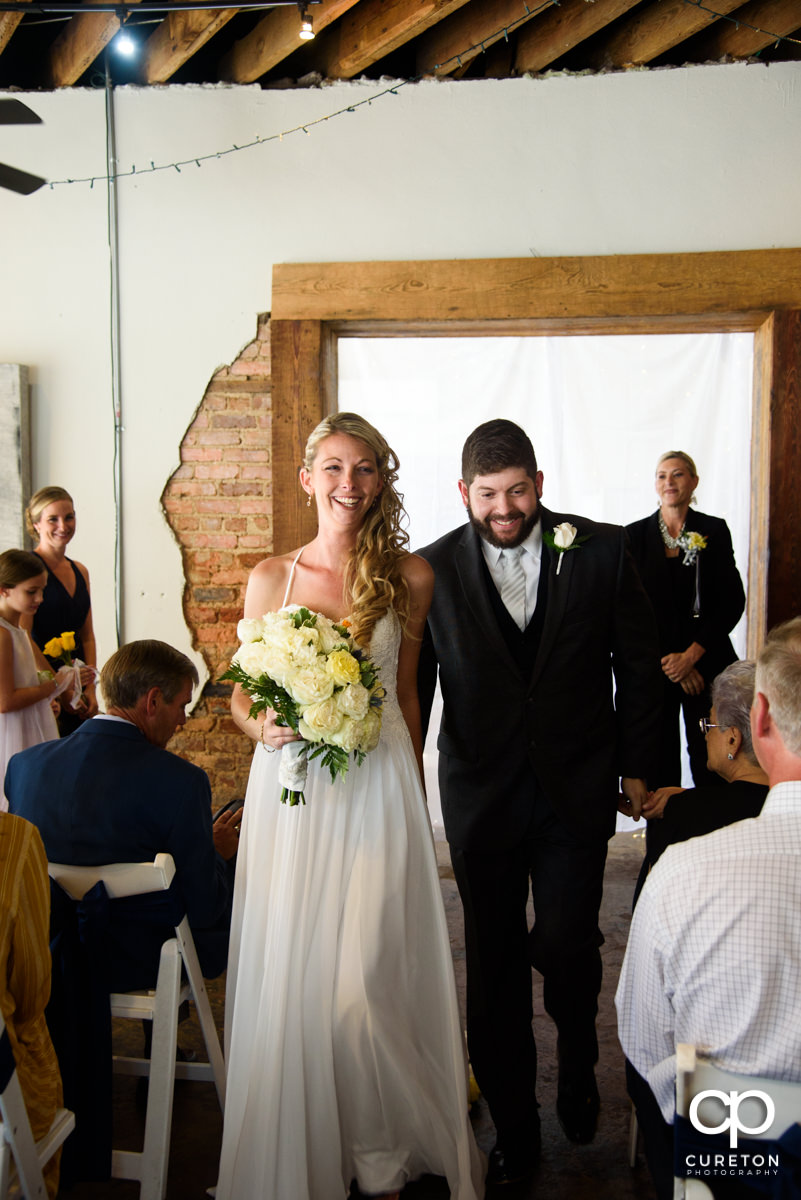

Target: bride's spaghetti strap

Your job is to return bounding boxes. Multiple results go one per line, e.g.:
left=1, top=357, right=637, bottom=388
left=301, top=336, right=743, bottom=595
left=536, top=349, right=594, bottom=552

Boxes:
left=281, top=547, right=305, bottom=608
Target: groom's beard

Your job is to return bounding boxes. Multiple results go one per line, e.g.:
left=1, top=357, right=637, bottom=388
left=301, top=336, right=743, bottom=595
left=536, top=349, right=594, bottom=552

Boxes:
left=467, top=503, right=540, bottom=549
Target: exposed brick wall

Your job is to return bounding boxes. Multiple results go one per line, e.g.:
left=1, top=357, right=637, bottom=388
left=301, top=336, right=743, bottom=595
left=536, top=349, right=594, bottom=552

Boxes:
left=161, top=314, right=272, bottom=807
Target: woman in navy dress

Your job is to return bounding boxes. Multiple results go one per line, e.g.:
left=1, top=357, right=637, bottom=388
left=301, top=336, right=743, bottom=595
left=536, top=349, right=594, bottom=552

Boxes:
left=22, top=487, right=97, bottom=733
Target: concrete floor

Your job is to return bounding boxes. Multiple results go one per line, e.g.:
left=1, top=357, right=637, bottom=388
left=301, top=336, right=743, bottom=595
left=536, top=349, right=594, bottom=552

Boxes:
left=61, top=832, right=657, bottom=1199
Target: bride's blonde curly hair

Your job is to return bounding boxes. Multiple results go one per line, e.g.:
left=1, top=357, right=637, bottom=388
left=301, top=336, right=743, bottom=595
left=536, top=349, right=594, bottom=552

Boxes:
left=303, top=412, right=410, bottom=648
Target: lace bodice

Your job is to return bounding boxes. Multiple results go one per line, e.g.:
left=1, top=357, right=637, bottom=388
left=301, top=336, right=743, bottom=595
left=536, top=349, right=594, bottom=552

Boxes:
left=364, top=610, right=406, bottom=744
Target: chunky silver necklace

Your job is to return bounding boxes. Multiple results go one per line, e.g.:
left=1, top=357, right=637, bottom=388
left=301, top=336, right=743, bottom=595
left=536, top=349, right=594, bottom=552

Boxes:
left=658, top=511, right=685, bottom=549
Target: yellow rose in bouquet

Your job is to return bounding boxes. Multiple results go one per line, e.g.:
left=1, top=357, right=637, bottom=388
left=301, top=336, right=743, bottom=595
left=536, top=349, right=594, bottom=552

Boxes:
left=327, top=648, right=361, bottom=686
left=41, top=630, right=96, bottom=712
left=43, top=631, right=75, bottom=664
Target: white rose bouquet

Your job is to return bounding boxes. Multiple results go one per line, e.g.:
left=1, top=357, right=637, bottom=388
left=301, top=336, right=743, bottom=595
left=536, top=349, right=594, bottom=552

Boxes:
left=221, top=606, right=383, bottom=806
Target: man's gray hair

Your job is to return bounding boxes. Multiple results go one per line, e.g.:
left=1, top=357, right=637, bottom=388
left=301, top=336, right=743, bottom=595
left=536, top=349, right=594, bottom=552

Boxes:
left=711, top=660, right=758, bottom=764
left=755, top=617, right=801, bottom=757
left=100, top=640, right=198, bottom=710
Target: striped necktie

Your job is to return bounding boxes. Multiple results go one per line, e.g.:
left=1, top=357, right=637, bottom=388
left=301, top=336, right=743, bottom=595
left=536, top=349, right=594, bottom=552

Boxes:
left=499, top=546, right=527, bottom=630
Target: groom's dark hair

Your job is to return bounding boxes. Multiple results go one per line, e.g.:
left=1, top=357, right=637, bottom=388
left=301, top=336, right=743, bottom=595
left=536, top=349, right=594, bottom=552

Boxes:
left=461, top=419, right=538, bottom=487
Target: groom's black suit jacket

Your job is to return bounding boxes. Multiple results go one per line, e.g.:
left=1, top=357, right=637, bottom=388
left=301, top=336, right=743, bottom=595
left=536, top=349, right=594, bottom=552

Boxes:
left=418, top=506, right=661, bottom=853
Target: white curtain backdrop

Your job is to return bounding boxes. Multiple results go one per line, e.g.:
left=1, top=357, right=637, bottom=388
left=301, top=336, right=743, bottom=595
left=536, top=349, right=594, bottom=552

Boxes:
left=339, top=333, right=754, bottom=833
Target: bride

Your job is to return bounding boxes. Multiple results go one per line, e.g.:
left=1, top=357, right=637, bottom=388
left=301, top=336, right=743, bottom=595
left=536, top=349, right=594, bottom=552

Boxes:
left=216, top=412, right=485, bottom=1200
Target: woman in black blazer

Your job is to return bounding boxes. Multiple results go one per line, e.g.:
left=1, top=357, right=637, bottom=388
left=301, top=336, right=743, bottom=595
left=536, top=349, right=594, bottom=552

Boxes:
left=626, top=451, right=745, bottom=788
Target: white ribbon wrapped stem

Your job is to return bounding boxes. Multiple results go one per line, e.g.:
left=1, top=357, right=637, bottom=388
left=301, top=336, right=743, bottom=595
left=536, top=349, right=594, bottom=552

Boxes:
left=277, top=740, right=309, bottom=804
left=49, top=659, right=98, bottom=708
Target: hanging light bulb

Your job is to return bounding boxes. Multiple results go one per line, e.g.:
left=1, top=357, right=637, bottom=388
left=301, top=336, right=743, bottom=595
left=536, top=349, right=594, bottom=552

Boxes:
left=298, top=3, right=314, bottom=40
left=114, top=28, right=137, bottom=57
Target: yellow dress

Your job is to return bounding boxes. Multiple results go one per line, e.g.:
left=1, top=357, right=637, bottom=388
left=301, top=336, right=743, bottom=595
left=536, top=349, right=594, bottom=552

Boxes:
left=0, top=813, right=63, bottom=1198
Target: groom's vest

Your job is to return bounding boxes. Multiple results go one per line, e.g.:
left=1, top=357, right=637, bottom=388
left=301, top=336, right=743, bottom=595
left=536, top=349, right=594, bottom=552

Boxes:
left=479, top=546, right=550, bottom=678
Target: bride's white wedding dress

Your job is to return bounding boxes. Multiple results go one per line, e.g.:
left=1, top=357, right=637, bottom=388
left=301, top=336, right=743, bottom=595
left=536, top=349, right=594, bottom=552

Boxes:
left=216, top=565, right=484, bottom=1199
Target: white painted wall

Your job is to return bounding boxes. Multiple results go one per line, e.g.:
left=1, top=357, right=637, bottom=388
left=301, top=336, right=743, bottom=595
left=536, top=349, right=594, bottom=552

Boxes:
left=1, top=63, right=799, bottom=672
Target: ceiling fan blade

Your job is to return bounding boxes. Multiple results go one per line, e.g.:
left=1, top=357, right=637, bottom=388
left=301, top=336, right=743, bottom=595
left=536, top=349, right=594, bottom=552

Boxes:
left=0, top=99, right=43, bottom=126
left=0, top=162, right=47, bottom=195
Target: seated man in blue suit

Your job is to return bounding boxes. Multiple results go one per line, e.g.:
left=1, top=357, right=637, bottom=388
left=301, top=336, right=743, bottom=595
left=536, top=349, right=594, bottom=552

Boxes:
left=5, top=638, right=239, bottom=989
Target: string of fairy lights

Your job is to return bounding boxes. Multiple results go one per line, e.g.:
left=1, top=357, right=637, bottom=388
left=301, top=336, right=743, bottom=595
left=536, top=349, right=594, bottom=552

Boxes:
left=690, top=0, right=801, bottom=45
left=45, top=0, right=801, bottom=190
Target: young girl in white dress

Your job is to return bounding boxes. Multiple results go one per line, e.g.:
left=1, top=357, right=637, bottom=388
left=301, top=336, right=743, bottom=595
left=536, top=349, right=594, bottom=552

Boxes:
left=217, top=413, right=485, bottom=1200
left=0, top=550, right=61, bottom=810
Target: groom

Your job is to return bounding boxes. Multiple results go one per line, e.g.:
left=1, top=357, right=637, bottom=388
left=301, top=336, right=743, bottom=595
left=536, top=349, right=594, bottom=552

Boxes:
left=418, top=419, right=660, bottom=1185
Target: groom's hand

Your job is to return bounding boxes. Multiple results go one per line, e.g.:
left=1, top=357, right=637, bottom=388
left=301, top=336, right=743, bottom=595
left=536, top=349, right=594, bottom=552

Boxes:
left=618, top=777, right=648, bottom=821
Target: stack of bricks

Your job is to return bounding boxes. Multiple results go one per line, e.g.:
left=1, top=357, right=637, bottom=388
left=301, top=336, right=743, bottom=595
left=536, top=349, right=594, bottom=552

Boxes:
left=161, top=314, right=272, bottom=807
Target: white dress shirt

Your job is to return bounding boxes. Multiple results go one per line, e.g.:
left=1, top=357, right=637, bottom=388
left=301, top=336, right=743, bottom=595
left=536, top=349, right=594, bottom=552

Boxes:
left=481, top=521, right=543, bottom=629
left=615, top=781, right=801, bottom=1122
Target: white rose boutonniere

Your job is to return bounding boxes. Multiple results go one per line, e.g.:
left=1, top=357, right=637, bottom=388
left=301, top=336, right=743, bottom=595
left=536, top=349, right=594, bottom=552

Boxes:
left=553, top=522, right=577, bottom=549
left=542, top=522, right=591, bottom=575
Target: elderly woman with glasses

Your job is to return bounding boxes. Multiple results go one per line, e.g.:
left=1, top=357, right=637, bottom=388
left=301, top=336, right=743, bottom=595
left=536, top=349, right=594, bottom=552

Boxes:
left=634, top=659, right=768, bottom=902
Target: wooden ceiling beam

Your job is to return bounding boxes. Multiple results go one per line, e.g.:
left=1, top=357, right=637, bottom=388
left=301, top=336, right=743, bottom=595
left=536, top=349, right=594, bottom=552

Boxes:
left=322, top=0, right=470, bottom=80
left=142, top=7, right=237, bottom=83
left=0, top=0, right=31, bottom=56
left=219, top=0, right=358, bottom=83
left=49, top=0, right=142, bottom=87
left=689, top=0, right=801, bottom=59
left=514, top=0, right=643, bottom=74
left=478, top=36, right=514, bottom=77
left=415, top=0, right=537, bottom=77
left=585, top=0, right=747, bottom=68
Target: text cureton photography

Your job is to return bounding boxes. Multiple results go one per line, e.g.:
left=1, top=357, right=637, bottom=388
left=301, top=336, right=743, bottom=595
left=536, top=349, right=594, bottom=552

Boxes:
left=678, top=1085, right=792, bottom=1186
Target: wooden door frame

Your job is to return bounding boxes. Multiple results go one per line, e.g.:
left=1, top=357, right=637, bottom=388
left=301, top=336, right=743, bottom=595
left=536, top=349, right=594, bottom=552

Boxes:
left=270, top=249, right=801, bottom=654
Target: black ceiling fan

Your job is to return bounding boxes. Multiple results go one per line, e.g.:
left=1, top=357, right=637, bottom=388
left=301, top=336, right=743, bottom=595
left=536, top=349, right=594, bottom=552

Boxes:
left=0, top=98, right=46, bottom=194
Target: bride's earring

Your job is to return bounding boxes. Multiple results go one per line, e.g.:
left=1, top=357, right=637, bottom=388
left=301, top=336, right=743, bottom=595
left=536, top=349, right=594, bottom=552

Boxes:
left=306, top=492, right=312, bottom=508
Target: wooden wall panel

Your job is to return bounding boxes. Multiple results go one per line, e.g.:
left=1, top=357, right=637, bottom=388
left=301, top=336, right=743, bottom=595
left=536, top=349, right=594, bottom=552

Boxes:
left=270, top=320, right=329, bottom=556
left=766, top=309, right=801, bottom=631
left=748, top=315, right=774, bottom=656
left=0, top=363, right=30, bottom=550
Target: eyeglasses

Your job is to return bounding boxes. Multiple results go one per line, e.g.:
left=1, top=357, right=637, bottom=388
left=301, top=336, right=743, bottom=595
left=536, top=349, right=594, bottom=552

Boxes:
left=698, top=718, right=720, bottom=734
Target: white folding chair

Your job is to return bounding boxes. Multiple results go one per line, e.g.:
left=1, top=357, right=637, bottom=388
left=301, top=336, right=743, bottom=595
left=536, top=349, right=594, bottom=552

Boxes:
left=48, top=854, right=226, bottom=1200
left=0, top=1015, right=74, bottom=1199
left=674, top=1043, right=801, bottom=1199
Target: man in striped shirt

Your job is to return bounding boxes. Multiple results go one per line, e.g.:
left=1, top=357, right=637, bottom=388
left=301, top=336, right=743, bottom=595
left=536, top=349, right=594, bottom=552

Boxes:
left=616, top=616, right=801, bottom=1199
